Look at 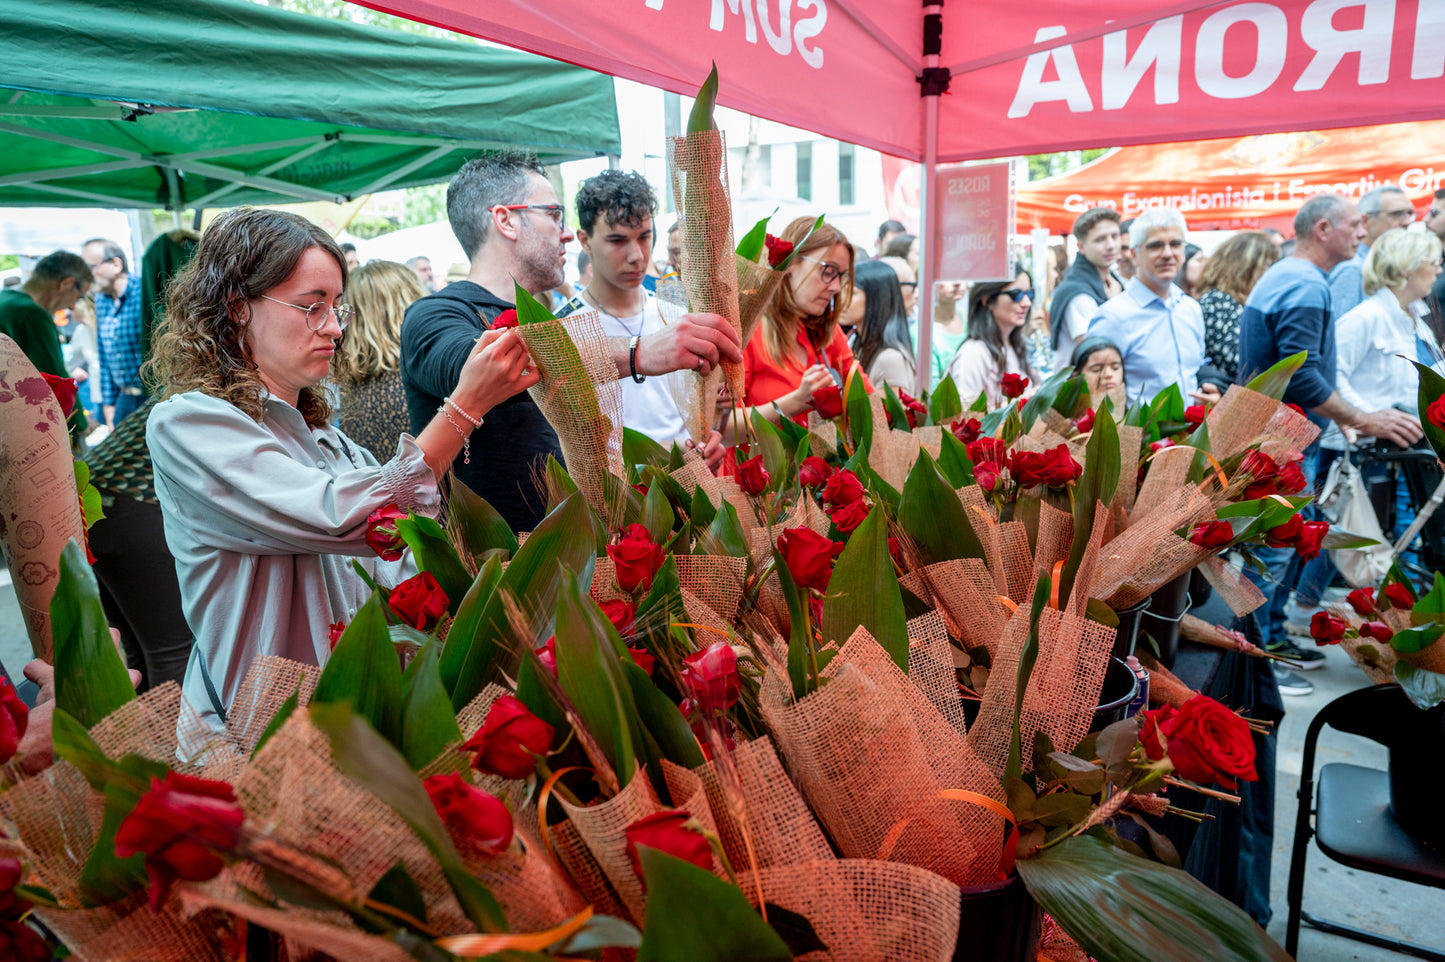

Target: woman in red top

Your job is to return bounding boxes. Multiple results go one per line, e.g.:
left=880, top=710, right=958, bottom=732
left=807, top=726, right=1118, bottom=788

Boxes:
left=724, top=218, right=860, bottom=441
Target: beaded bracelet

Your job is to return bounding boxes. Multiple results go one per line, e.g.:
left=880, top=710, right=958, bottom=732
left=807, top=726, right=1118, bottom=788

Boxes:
left=440, top=405, right=472, bottom=464
left=445, top=395, right=483, bottom=429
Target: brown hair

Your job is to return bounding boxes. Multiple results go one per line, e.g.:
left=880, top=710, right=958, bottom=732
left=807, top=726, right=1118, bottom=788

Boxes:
left=1197, top=230, right=1278, bottom=305
left=758, top=217, right=855, bottom=367
left=146, top=207, right=348, bottom=428
left=1071, top=207, right=1120, bottom=243
left=331, top=260, right=424, bottom=383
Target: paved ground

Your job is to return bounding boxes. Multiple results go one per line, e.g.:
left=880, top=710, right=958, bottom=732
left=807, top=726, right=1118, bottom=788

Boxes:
left=1, top=574, right=1441, bottom=958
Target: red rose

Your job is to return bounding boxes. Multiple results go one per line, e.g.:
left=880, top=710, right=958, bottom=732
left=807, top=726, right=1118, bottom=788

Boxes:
left=625, top=809, right=712, bottom=882
left=598, top=599, right=636, bottom=636
left=799, top=456, right=834, bottom=488
left=1149, top=438, right=1176, bottom=454
left=1238, top=450, right=1279, bottom=500
left=608, top=536, right=665, bottom=594
left=1359, top=621, right=1395, bottom=642
left=1072, top=408, right=1095, bottom=434
left=1346, top=587, right=1378, bottom=618
left=1427, top=394, right=1445, bottom=432
left=365, top=504, right=409, bottom=561
left=1294, top=520, right=1329, bottom=561
left=1310, top=611, right=1347, bottom=646
left=388, top=571, right=449, bottom=630
left=950, top=417, right=982, bottom=445
left=1276, top=462, right=1308, bottom=495
left=0, top=857, right=23, bottom=918
left=822, top=469, right=865, bottom=507
left=423, top=773, right=513, bottom=854
left=737, top=453, right=770, bottom=496
left=888, top=536, right=906, bottom=571
left=764, top=233, right=794, bottom=268
left=1184, top=405, right=1207, bottom=429
left=114, top=772, right=245, bottom=911
left=1284, top=403, right=1305, bottom=417
left=465, top=695, right=554, bottom=780
left=812, top=384, right=843, bottom=419
left=1264, top=514, right=1304, bottom=548
left=897, top=389, right=927, bottom=428
left=619, top=523, right=653, bottom=544
left=628, top=647, right=656, bottom=675
left=536, top=636, right=557, bottom=676
left=1041, top=444, right=1082, bottom=485
left=1139, top=705, right=1174, bottom=761
left=1000, top=373, right=1029, bottom=399
left=0, top=919, right=49, bottom=962
left=327, top=621, right=346, bottom=652
left=0, top=678, right=28, bottom=766
left=1188, top=521, right=1234, bottom=550
left=1383, top=582, right=1416, bottom=610
left=681, top=642, right=741, bottom=713
left=1008, top=449, right=1049, bottom=488
left=973, top=461, right=1001, bottom=492
left=966, top=437, right=1009, bottom=467
left=1159, top=695, right=1258, bottom=790
left=40, top=373, right=77, bottom=418
left=776, top=527, right=845, bottom=591
left=830, top=498, right=871, bottom=533
left=491, top=309, right=519, bottom=330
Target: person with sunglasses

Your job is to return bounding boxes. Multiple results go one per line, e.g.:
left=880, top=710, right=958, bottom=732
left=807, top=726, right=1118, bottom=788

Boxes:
left=402, top=150, right=740, bottom=532
left=146, top=207, right=540, bottom=733
left=724, top=217, right=864, bottom=440
left=945, top=267, right=1038, bottom=411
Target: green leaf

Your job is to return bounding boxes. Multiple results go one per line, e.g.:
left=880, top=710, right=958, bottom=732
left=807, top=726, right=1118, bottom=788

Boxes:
left=1059, top=404, right=1119, bottom=604
left=1018, top=834, right=1292, bottom=962
left=253, top=678, right=303, bottom=755
left=641, top=483, right=677, bottom=544
left=554, top=914, right=644, bottom=954
left=1388, top=622, right=1445, bottom=655
left=79, top=779, right=151, bottom=906
left=690, top=485, right=718, bottom=530
left=686, top=62, right=719, bottom=134
left=1412, top=570, right=1445, bottom=617
left=311, top=594, right=404, bottom=745
left=929, top=375, right=963, bottom=425
left=1007, top=578, right=1052, bottom=784
left=1050, top=376, right=1090, bottom=421
left=1395, top=661, right=1445, bottom=709
left=1018, top=366, right=1072, bottom=432
left=896, top=449, right=984, bottom=564
left=749, top=409, right=790, bottom=492
left=440, top=493, right=598, bottom=709
left=623, top=427, right=672, bottom=469
left=881, top=381, right=911, bottom=431
left=514, top=283, right=559, bottom=324
left=310, top=703, right=507, bottom=933
left=553, top=570, right=637, bottom=788
left=844, top=369, right=873, bottom=453
left=367, top=863, right=428, bottom=930
left=820, top=505, right=907, bottom=671
left=936, top=429, right=975, bottom=488
left=623, top=659, right=705, bottom=771
left=1244, top=351, right=1307, bottom=402
left=1411, top=359, right=1445, bottom=463
left=544, top=454, right=581, bottom=515
left=636, top=848, right=793, bottom=962
left=445, top=477, right=520, bottom=559
left=399, top=640, right=464, bottom=770
left=443, top=553, right=504, bottom=677
left=772, top=550, right=814, bottom=701
left=734, top=212, right=775, bottom=263
left=396, top=515, right=472, bottom=614
left=51, top=541, right=136, bottom=728
left=1318, top=529, right=1377, bottom=550
left=698, top=500, right=749, bottom=558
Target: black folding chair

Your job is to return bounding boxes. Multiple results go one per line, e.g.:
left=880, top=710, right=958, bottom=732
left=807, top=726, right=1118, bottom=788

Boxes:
left=1285, top=684, right=1445, bottom=960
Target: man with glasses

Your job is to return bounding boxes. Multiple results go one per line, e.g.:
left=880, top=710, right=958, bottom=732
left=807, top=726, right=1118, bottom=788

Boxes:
left=401, top=150, right=741, bottom=533
left=1329, top=185, right=1416, bottom=317
left=1087, top=207, right=1218, bottom=405
left=83, top=237, right=146, bottom=428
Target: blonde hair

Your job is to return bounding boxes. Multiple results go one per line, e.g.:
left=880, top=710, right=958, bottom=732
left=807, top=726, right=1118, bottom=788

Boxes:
left=1363, top=228, right=1443, bottom=296
left=759, top=217, right=854, bottom=366
left=1198, top=230, right=1277, bottom=304
left=331, top=260, right=424, bottom=383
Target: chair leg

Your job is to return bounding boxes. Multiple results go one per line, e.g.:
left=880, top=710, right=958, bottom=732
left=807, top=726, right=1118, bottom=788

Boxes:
left=1300, top=911, right=1445, bottom=962
left=1284, top=778, right=1314, bottom=957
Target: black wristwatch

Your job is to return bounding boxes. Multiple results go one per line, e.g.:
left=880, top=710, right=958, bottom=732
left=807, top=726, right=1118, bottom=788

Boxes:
left=628, top=335, right=646, bottom=383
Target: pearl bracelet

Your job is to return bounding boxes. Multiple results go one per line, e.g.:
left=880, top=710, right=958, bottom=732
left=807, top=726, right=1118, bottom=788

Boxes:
left=445, top=395, right=483, bottom=428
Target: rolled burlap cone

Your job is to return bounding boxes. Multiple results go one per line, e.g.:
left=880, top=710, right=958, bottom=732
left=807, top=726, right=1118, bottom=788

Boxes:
left=0, top=335, right=86, bottom=661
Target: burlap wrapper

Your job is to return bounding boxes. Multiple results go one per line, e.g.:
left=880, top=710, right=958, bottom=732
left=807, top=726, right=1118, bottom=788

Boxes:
left=760, top=629, right=1005, bottom=887
left=1206, top=384, right=1320, bottom=463
left=514, top=312, right=626, bottom=530
left=901, top=558, right=1010, bottom=656
left=558, top=768, right=667, bottom=922
left=967, top=605, right=1116, bottom=778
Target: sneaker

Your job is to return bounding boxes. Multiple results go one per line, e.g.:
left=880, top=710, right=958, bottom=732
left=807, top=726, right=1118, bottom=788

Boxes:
left=1270, top=640, right=1327, bottom=670
left=1272, top=665, right=1314, bottom=696
left=1282, top=599, right=1317, bottom=638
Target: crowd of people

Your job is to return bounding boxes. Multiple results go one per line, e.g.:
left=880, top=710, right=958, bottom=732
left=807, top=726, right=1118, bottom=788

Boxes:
left=4, top=150, right=1444, bottom=719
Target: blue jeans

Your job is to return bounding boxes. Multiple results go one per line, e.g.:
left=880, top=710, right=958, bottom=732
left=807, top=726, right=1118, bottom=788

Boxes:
left=1243, top=448, right=1318, bottom=651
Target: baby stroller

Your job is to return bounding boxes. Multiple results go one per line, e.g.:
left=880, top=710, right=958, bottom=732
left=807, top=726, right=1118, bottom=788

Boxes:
left=1355, top=438, right=1445, bottom=584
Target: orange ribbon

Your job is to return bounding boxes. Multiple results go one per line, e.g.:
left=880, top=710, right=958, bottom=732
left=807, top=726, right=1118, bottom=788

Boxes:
left=877, top=790, right=1020, bottom=880
left=437, top=905, right=594, bottom=956
left=536, top=765, right=588, bottom=863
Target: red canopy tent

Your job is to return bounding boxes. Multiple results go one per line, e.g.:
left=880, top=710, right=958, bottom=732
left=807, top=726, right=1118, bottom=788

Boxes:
left=1016, top=120, right=1445, bottom=235
left=356, top=0, right=1445, bottom=387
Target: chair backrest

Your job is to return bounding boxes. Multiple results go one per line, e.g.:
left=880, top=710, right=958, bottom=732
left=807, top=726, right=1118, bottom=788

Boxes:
left=1313, top=683, right=1443, bottom=752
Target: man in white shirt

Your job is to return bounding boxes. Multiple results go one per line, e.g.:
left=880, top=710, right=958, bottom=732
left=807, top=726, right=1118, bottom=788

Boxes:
left=560, top=169, right=724, bottom=468
left=1049, top=207, right=1124, bottom=373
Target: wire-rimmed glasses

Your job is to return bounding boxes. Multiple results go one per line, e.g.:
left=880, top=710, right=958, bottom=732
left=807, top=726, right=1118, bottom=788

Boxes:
left=259, top=295, right=353, bottom=331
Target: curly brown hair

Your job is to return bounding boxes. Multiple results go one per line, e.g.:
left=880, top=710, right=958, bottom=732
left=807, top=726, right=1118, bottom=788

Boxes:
left=758, top=217, right=855, bottom=366
left=1196, top=230, right=1277, bottom=305
left=146, top=207, right=348, bottom=428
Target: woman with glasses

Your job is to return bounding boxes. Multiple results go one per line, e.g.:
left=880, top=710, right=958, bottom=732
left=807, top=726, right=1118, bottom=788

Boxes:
left=945, top=267, right=1038, bottom=411
left=146, top=208, right=538, bottom=731
left=726, top=217, right=862, bottom=438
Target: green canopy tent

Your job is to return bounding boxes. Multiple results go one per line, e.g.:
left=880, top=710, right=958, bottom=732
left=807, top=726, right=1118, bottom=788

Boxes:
left=0, top=0, right=620, bottom=209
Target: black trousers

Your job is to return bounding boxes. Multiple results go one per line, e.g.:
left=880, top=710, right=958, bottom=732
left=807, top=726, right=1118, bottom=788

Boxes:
left=90, top=492, right=193, bottom=692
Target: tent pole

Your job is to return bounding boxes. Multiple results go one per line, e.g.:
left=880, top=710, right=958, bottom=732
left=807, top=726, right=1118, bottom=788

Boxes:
left=916, top=2, right=949, bottom=396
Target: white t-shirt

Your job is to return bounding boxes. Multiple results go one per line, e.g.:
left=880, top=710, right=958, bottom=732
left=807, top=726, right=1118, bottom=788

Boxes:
left=560, top=292, right=688, bottom=445
left=1052, top=294, right=1098, bottom=374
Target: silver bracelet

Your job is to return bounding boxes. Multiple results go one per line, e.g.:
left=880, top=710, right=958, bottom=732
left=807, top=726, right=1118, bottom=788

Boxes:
left=439, top=405, right=471, bottom=465
left=445, top=395, right=483, bottom=429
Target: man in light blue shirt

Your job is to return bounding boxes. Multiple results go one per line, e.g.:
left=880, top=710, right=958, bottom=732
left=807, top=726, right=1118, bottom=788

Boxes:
left=1087, top=207, right=1219, bottom=407
left=1327, top=185, right=1416, bottom=318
